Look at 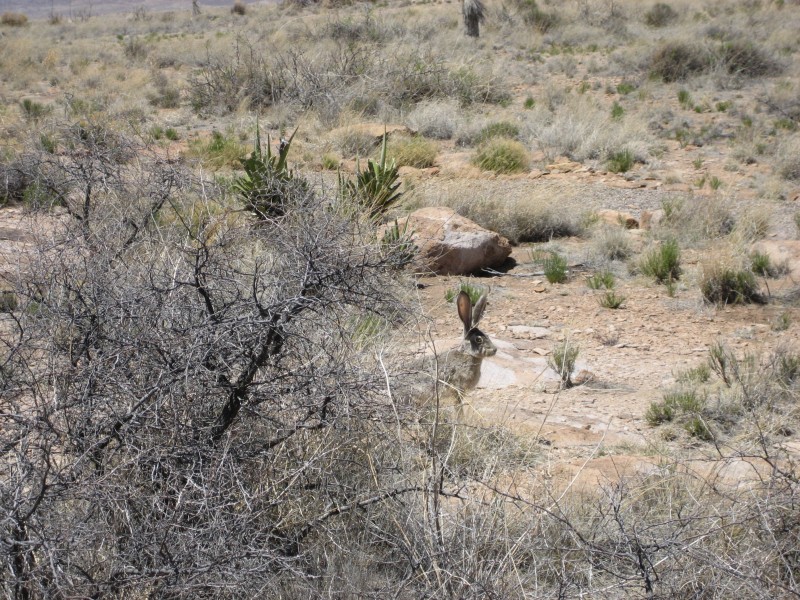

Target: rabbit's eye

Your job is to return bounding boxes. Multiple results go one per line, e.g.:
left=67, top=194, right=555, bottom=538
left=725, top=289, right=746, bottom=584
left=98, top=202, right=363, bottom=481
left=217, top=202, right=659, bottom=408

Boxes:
left=476, top=337, right=484, bottom=345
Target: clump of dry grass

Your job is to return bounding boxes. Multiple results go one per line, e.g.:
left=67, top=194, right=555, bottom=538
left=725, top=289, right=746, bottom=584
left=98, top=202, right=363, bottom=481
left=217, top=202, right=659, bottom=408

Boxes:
left=700, top=257, right=764, bottom=305
left=431, top=189, right=584, bottom=244
left=405, top=100, right=462, bottom=140
left=654, top=195, right=735, bottom=245
left=387, top=135, right=437, bottom=168
left=649, top=39, right=781, bottom=83
left=525, top=95, right=652, bottom=163
left=591, top=225, right=634, bottom=261
left=472, top=138, right=529, bottom=174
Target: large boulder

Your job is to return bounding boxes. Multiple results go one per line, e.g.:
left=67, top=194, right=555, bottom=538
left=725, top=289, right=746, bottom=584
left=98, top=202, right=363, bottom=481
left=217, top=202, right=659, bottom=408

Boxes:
left=389, top=207, right=512, bottom=275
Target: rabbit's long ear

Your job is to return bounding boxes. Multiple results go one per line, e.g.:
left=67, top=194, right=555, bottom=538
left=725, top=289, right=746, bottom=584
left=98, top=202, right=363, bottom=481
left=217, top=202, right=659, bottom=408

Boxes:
left=456, top=291, right=472, bottom=336
left=472, top=292, right=488, bottom=327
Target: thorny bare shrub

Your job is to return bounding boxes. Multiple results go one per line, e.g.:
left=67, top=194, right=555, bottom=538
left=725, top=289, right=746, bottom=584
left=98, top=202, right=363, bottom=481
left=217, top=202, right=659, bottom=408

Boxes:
left=189, top=36, right=508, bottom=116
left=0, top=124, right=419, bottom=597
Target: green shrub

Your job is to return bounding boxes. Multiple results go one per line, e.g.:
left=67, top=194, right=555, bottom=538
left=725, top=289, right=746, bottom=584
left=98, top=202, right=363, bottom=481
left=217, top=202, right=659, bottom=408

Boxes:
left=322, top=153, right=339, bottom=170
left=473, top=138, right=530, bottom=174
left=39, top=134, right=57, bottom=154
left=548, top=340, right=579, bottom=388
left=598, top=290, right=625, bottom=309
left=475, top=121, right=520, bottom=145
left=165, top=128, right=179, bottom=141
left=700, top=265, right=763, bottom=305
left=611, top=102, right=624, bottom=120
left=523, top=96, right=535, bottom=109
left=538, top=251, right=568, bottom=283
left=708, top=342, right=736, bottom=387
left=664, top=389, right=704, bottom=414
left=677, top=89, right=692, bottom=108
left=587, top=271, right=615, bottom=290
left=676, top=364, right=711, bottom=384
left=20, top=99, right=49, bottom=123
left=150, top=126, right=165, bottom=140
left=640, top=239, right=681, bottom=283
left=646, top=389, right=705, bottom=428
left=607, top=149, right=634, bottom=173
left=445, top=282, right=485, bottom=305
left=750, top=250, right=774, bottom=277
left=644, top=3, right=678, bottom=27
left=649, top=42, right=709, bottom=82
left=187, top=130, right=246, bottom=169
left=616, top=82, right=636, bottom=95
left=388, top=136, right=437, bottom=168
left=684, top=416, right=713, bottom=441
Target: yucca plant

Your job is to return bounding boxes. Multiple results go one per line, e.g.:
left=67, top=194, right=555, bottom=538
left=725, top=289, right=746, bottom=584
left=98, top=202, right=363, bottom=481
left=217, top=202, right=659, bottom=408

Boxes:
left=463, top=0, right=485, bottom=37
left=234, top=124, right=306, bottom=220
left=338, top=132, right=402, bottom=221
left=381, top=218, right=417, bottom=270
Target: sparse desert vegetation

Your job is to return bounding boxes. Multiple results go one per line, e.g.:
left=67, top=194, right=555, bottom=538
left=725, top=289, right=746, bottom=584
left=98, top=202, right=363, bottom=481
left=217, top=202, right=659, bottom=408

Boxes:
left=1, top=0, right=800, bottom=597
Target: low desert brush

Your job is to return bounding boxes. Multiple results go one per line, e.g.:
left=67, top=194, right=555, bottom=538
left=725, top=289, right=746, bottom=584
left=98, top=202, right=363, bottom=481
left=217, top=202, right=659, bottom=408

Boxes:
left=639, top=239, right=681, bottom=283
left=587, top=270, right=615, bottom=290
left=475, top=121, right=520, bottom=145
left=548, top=340, right=578, bottom=388
left=700, top=263, right=763, bottom=305
left=473, top=138, right=530, bottom=174
left=644, top=3, right=678, bottom=28
left=592, top=226, right=633, bottom=261
left=388, top=136, right=437, bottom=168
left=598, top=290, right=625, bottom=309
left=533, top=250, right=568, bottom=283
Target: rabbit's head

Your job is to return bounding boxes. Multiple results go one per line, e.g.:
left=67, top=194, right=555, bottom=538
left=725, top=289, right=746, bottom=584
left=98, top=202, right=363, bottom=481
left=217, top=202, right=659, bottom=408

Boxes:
left=456, top=291, right=497, bottom=358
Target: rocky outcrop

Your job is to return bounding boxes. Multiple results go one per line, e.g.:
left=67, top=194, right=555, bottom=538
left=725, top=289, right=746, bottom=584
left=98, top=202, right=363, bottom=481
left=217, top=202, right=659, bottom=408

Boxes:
left=389, top=207, right=512, bottom=275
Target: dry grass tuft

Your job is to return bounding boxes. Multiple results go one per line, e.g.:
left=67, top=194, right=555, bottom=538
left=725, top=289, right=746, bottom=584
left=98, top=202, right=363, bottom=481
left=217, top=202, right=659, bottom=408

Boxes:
left=428, top=187, right=584, bottom=244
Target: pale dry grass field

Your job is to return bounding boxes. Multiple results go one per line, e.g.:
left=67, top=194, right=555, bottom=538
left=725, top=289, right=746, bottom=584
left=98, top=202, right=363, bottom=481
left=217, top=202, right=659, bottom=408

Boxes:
left=2, top=0, right=800, bottom=597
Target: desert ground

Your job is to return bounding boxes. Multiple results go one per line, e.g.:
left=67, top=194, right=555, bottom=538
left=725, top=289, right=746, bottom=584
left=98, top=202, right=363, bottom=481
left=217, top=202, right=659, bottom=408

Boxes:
left=1, top=0, right=800, bottom=596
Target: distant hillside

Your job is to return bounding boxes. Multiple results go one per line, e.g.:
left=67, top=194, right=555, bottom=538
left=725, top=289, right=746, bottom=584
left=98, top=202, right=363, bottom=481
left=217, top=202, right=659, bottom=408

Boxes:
left=0, top=0, right=260, bottom=19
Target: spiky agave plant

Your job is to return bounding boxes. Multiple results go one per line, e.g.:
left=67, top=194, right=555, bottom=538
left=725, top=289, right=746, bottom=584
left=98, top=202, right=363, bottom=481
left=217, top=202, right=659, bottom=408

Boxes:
left=463, top=0, right=485, bottom=37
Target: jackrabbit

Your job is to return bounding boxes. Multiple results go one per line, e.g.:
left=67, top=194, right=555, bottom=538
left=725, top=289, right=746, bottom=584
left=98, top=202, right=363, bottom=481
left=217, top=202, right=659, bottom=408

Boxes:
left=402, top=290, right=497, bottom=402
